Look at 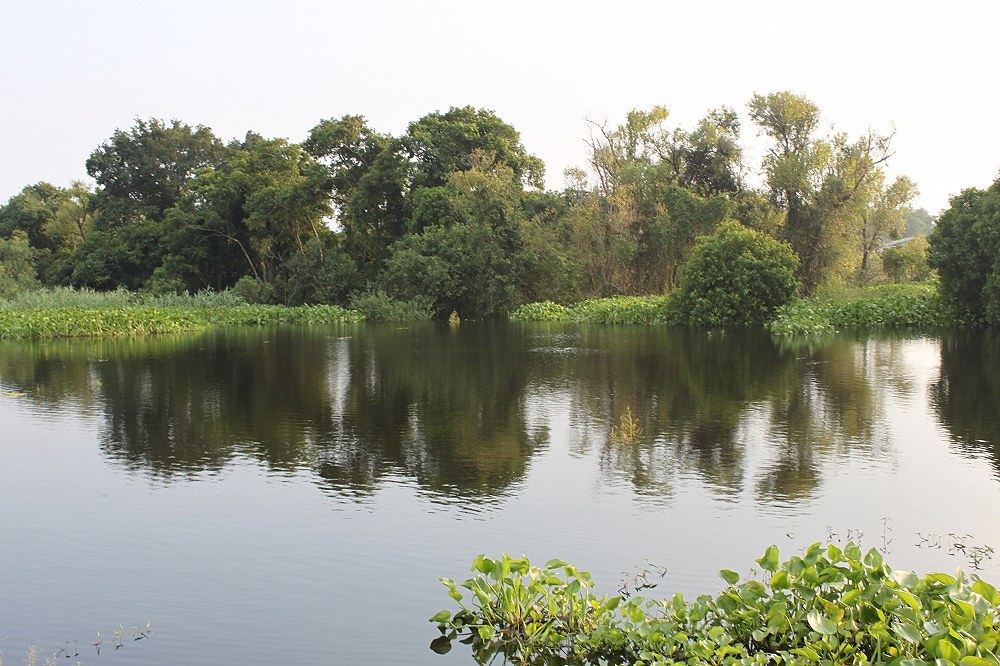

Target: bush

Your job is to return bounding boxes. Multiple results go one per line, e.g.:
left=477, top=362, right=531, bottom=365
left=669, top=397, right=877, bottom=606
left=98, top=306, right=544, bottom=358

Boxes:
left=676, top=220, right=799, bottom=326
left=432, top=544, right=1000, bottom=665
left=232, top=276, right=276, bottom=304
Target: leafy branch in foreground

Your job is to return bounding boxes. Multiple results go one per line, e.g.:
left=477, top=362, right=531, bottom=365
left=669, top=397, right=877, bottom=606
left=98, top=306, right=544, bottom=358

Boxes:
left=431, top=544, right=1000, bottom=665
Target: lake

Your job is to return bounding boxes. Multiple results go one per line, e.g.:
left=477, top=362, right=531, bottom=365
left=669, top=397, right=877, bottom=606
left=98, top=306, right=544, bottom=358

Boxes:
left=1, top=323, right=999, bottom=664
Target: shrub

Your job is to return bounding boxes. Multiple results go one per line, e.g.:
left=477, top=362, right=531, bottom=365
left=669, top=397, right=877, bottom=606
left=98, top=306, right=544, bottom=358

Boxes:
left=231, top=276, right=276, bottom=305
left=676, top=220, right=799, bottom=327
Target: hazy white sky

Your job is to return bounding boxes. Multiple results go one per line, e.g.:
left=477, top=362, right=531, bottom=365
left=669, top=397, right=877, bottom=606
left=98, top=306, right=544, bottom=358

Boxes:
left=3, top=0, right=998, bottom=213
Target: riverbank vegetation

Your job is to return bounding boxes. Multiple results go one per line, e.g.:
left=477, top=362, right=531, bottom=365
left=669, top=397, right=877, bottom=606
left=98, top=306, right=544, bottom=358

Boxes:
left=431, top=545, right=1000, bottom=665
left=0, top=287, right=361, bottom=339
left=3, top=91, right=973, bottom=330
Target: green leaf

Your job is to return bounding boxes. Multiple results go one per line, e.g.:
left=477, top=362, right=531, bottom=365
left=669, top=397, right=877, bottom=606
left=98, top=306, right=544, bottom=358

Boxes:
left=893, top=621, right=923, bottom=643
left=959, top=657, right=995, bottom=666
left=757, top=545, right=780, bottom=573
left=898, top=590, right=922, bottom=610
left=936, top=639, right=962, bottom=662
left=972, top=580, right=1000, bottom=605
left=719, top=569, right=740, bottom=585
left=770, top=569, right=790, bottom=590
left=429, top=610, right=451, bottom=623
left=807, top=609, right=837, bottom=635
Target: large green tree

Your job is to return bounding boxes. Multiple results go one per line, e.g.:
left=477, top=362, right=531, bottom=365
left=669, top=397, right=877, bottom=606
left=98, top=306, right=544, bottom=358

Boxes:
left=928, top=177, right=1000, bottom=323
left=86, top=118, right=225, bottom=227
left=749, top=91, right=896, bottom=293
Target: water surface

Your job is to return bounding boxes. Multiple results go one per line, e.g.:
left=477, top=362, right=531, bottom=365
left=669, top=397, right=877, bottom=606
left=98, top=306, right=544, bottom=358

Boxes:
left=1, top=323, right=998, bottom=664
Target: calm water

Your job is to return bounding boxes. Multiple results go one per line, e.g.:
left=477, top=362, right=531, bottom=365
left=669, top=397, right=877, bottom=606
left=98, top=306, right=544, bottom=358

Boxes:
left=1, top=323, right=999, bottom=664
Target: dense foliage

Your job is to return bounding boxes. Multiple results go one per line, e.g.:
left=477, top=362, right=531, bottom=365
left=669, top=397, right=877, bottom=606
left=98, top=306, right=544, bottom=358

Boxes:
left=0, top=93, right=935, bottom=322
left=929, top=177, right=1000, bottom=324
left=675, top=221, right=799, bottom=326
left=432, top=545, right=1000, bottom=665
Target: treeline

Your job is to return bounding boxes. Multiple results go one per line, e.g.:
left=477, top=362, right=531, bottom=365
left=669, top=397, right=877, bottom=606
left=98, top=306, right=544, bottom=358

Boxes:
left=0, top=92, right=939, bottom=317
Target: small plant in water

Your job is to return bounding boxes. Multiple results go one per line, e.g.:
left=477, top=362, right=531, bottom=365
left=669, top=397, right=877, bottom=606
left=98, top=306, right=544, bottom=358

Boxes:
left=610, top=406, right=642, bottom=445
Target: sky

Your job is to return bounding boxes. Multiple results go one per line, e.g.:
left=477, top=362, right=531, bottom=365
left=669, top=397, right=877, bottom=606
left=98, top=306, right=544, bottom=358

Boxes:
left=2, top=0, right=998, bottom=214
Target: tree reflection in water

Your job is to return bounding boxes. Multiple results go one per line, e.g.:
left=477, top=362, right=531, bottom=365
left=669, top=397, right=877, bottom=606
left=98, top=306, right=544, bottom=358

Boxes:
left=0, top=323, right=962, bottom=507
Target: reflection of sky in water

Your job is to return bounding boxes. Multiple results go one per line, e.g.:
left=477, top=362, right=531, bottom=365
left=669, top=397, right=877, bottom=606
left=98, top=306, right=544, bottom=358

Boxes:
left=1, top=327, right=998, bottom=664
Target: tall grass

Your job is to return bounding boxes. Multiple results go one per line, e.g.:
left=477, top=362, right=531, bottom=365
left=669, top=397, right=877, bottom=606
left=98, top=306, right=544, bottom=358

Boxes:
left=0, top=286, right=247, bottom=311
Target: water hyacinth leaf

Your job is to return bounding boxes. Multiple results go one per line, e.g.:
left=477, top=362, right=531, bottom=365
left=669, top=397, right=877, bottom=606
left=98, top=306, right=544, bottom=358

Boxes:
left=770, top=569, right=790, bottom=590
left=720, top=569, right=740, bottom=585
left=929, top=573, right=958, bottom=586
left=894, top=570, right=920, bottom=589
left=893, top=621, right=923, bottom=643
left=935, top=638, right=962, bottom=662
left=898, top=590, right=922, bottom=610
left=972, top=580, right=1000, bottom=605
left=473, top=555, right=493, bottom=574
left=429, top=610, right=451, bottom=623
left=959, top=658, right=996, bottom=666
left=807, top=609, right=838, bottom=635
left=757, top=545, right=780, bottom=573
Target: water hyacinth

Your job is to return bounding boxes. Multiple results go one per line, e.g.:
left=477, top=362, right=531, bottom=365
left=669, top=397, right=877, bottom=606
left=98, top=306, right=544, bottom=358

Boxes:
left=432, top=544, right=1000, bottom=665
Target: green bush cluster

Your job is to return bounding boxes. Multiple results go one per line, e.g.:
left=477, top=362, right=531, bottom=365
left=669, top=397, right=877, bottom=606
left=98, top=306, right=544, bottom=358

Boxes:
left=432, top=544, right=1000, bottom=665
left=769, top=284, right=954, bottom=335
left=675, top=221, right=799, bottom=327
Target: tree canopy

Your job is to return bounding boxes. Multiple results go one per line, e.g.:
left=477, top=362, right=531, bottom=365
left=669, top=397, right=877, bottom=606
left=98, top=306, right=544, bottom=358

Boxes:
left=0, top=97, right=938, bottom=320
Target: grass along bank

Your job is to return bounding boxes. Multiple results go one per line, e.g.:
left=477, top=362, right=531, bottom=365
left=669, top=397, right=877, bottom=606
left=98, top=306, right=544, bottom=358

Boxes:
left=768, top=283, right=954, bottom=335
left=509, top=295, right=681, bottom=325
left=0, top=288, right=362, bottom=339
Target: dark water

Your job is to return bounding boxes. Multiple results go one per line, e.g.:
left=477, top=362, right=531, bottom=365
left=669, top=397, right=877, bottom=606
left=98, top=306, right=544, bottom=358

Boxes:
left=1, top=323, right=999, bottom=664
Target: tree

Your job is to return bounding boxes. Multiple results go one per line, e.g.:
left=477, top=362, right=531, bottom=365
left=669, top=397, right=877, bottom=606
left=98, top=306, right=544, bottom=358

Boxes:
left=858, top=175, right=917, bottom=279
left=404, top=106, right=544, bottom=190
left=904, top=207, right=936, bottom=237
left=882, top=236, right=931, bottom=283
left=379, top=156, right=531, bottom=317
left=86, top=118, right=225, bottom=226
left=928, top=177, right=1000, bottom=323
left=0, top=231, right=41, bottom=297
left=0, top=182, right=63, bottom=249
left=676, top=220, right=799, bottom=326
left=166, top=132, right=334, bottom=289
left=579, top=106, right=744, bottom=295
left=749, top=91, right=896, bottom=293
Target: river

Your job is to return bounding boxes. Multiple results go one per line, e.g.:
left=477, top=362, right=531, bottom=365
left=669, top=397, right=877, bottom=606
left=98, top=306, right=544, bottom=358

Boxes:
left=1, top=323, right=998, bottom=664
